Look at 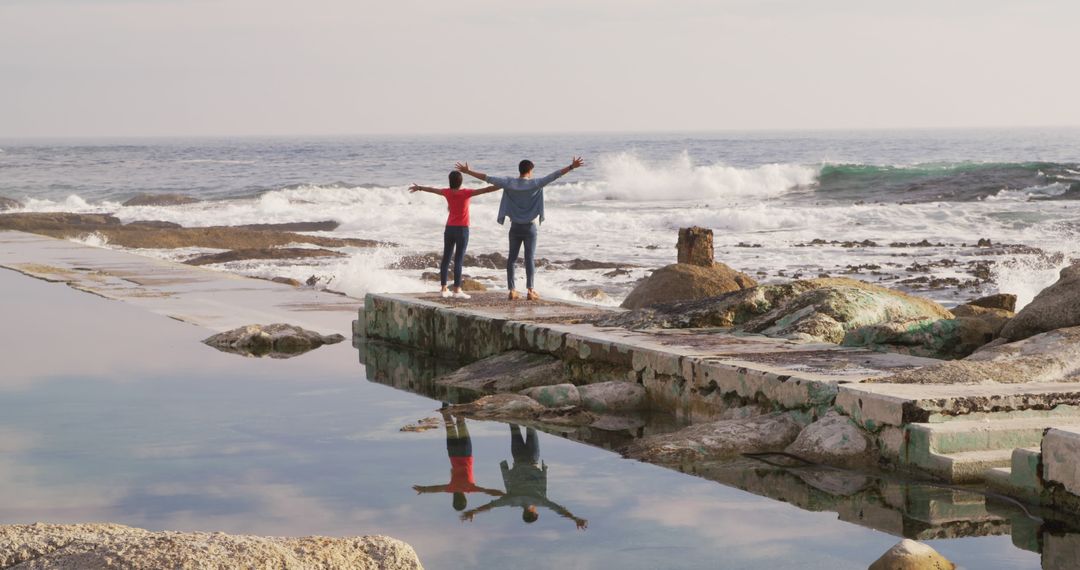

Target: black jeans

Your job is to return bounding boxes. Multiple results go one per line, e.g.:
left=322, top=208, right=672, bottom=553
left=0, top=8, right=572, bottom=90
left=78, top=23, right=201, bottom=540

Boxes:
left=506, top=222, right=537, bottom=290
left=440, top=226, right=470, bottom=288
left=510, top=424, right=539, bottom=464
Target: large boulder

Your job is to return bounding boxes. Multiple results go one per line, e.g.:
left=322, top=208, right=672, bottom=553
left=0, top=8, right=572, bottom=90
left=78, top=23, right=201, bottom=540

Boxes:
left=619, top=262, right=757, bottom=310
left=579, top=381, right=647, bottom=412
left=868, top=539, right=955, bottom=570
left=949, top=304, right=1013, bottom=337
left=677, top=226, right=714, bottom=267
left=0, top=195, right=22, bottom=211
left=122, top=193, right=200, bottom=207
left=447, top=393, right=547, bottom=420
left=1000, top=263, right=1080, bottom=341
left=623, top=413, right=803, bottom=464
left=601, top=278, right=951, bottom=342
left=740, top=280, right=953, bottom=344
left=873, top=325, right=1080, bottom=385
left=842, top=316, right=996, bottom=359
left=0, top=523, right=423, bottom=570
left=521, top=383, right=581, bottom=408
left=965, top=293, right=1017, bottom=312
left=203, top=323, right=345, bottom=358
left=435, top=351, right=569, bottom=394
left=785, top=410, right=876, bottom=468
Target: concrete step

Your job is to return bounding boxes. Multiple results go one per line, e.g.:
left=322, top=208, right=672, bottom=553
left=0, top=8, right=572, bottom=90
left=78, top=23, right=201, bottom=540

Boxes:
left=985, top=448, right=1045, bottom=500
left=918, top=448, right=1014, bottom=483
left=909, top=417, right=1080, bottom=455
left=838, top=382, right=1080, bottom=429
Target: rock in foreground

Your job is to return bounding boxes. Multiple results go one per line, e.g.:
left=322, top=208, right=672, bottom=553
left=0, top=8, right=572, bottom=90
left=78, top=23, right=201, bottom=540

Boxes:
left=785, top=410, right=876, bottom=468
left=623, top=413, right=802, bottom=464
left=0, top=523, right=423, bottom=570
left=868, top=538, right=955, bottom=570
left=1000, top=263, right=1080, bottom=342
left=620, top=262, right=757, bottom=310
left=203, top=324, right=345, bottom=358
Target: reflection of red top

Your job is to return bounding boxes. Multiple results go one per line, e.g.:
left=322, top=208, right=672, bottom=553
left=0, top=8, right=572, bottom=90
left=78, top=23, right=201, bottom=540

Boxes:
left=442, top=188, right=475, bottom=227
left=448, top=456, right=481, bottom=493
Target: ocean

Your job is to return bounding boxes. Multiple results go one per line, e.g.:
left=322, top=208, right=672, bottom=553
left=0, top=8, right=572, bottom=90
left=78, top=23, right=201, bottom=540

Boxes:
left=2, top=128, right=1078, bottom=308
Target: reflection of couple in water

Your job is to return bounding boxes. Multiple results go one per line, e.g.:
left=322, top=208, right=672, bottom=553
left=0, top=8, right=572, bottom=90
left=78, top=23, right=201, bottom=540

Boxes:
left=413, top=410, right=587, bottom=530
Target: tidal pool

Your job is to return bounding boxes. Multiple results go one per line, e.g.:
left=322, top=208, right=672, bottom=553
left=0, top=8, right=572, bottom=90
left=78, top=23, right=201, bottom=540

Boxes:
left=0, top=268, right=1058, bottom=569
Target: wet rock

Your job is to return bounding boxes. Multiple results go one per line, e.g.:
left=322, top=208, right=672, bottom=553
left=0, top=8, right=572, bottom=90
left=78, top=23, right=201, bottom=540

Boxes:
left=271, top=276, right=303, bottom=287
left=184, top=247, right=346, bottom=266
left=619, top=262, right=757, bottom=310
left=623, top=413, right=802, bottom=464
left=558, top=258, right=638, bottom=270
left=1000, top=263, right=1080, bottom=341
left=203, top=323, right=345, bottom=358
left=0, top=196, right=22, bottom=211
left=125, top=220, right=183, bottom=229
left=0, top=213, right=380, bottom=250
left=121, top=193, right=200, bottom=207
left=461, top=278, right=487, bottom=292
left=575, top=287, right=611, bottom=303
left=966, top=293, right=1017, bottom=312
left=603, top=268, right=631, bottom=278
left=435, top=351, right=570, bottom=394
left=579, top=381, right=647, bottom=413
left=842, top=316, right=995, bottom=359
left=868, top=539, right=955, bottom=570
left=0, top=523, right=424, bottom=570
left=521, top=383, right=581, bottom=408
left=875, top=325, right=1080, bottom=384
left=234, top=220, right=340, bottom=232
left=785, top=410, right=876, bottom=468
left=400, top=417, right=441, bottom=432
left=448, top=393, right=547, bottom=420
left=677, top=226, right=714, bottom=267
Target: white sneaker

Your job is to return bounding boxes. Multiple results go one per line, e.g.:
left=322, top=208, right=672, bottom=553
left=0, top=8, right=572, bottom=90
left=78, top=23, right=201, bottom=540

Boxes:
left=440, top=290, right=452, bottom=298
left=453, top=291, right=471, bottom=299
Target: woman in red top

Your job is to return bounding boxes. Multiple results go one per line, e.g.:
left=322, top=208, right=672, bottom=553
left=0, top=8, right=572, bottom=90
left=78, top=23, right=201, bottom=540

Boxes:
left=410, top=171, right=499, bottom=299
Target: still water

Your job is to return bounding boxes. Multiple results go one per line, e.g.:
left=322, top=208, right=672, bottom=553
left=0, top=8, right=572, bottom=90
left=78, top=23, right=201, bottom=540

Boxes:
left=0, top=268, right=1052, bottom=569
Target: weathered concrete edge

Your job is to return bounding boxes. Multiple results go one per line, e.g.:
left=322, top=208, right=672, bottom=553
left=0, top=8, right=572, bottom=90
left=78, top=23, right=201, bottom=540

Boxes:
left=364, top=293, right=845, bottom=420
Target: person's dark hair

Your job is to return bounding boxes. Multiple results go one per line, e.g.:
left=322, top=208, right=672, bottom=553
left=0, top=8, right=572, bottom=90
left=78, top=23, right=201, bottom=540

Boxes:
left=518, top=160, right=534, bottom=176
left=453, top=492, right=467, bottom=511
left=522, top=509, right=539, bottom=523
left=449, top=171, right=463, bottom=189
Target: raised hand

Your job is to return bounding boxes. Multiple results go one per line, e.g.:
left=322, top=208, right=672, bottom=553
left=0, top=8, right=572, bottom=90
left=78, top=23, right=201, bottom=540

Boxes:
left=460, top=512, right=475, bottom=522
left=570, top=156, right=585, bottom=169
left=455, top=162, right=469, bottom=173
left=409, top=184, right=421, bottom=193
left=576, top=518, right=588, bottom=530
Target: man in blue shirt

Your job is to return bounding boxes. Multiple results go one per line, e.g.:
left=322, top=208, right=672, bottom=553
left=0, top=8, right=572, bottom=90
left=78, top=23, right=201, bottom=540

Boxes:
left=456, top=156, right=585, bottom=301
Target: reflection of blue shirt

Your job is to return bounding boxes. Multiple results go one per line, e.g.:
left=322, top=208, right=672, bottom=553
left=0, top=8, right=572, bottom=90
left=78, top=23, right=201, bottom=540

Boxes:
left=487, top=170, right=565, bottom=225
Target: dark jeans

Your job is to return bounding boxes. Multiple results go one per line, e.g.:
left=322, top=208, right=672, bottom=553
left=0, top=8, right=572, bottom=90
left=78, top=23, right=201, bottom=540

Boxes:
left=506, top=222, right=538, bottom=290
left=510, top=424, right=539, bottom=464
left=440, top=226, right=470, bottom=288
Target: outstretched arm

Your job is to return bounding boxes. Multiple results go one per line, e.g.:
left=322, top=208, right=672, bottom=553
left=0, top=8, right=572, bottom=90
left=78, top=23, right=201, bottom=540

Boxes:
left=535, top=156, right=586, bottom=188
left=412, top=484, right=450, bottom=494
left=470, top=185, right=501, bottom=197
left=538, top=497, right=588, bottom=530
left=455, top=162, right=488, bottom=182
left=409, top=184, right=443, bottom=195
left=459, top=498, right=502, bottom=522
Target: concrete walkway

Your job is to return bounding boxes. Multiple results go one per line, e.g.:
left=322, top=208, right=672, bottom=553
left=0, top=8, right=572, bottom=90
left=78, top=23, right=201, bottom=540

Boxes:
left=0, top=230, right=360, bottom=336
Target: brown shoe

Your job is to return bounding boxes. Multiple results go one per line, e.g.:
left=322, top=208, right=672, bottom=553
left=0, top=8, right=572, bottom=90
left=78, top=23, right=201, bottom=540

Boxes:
left=526, top=289, right=540, bottom=301
left=508, top=290, right=522, bottom=301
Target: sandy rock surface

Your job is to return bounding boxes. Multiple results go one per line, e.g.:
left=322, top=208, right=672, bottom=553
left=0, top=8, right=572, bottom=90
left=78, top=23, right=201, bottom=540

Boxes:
left=619, top=262, right=757, bottom=310
left=0, top=523, right=424, bottom=570
left=867, top=538, right=955, bottom=570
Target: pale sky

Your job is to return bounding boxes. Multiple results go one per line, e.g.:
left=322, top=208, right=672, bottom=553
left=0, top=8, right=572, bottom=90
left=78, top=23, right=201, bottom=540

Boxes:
left=2, top=0, right=1078, bottom=137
